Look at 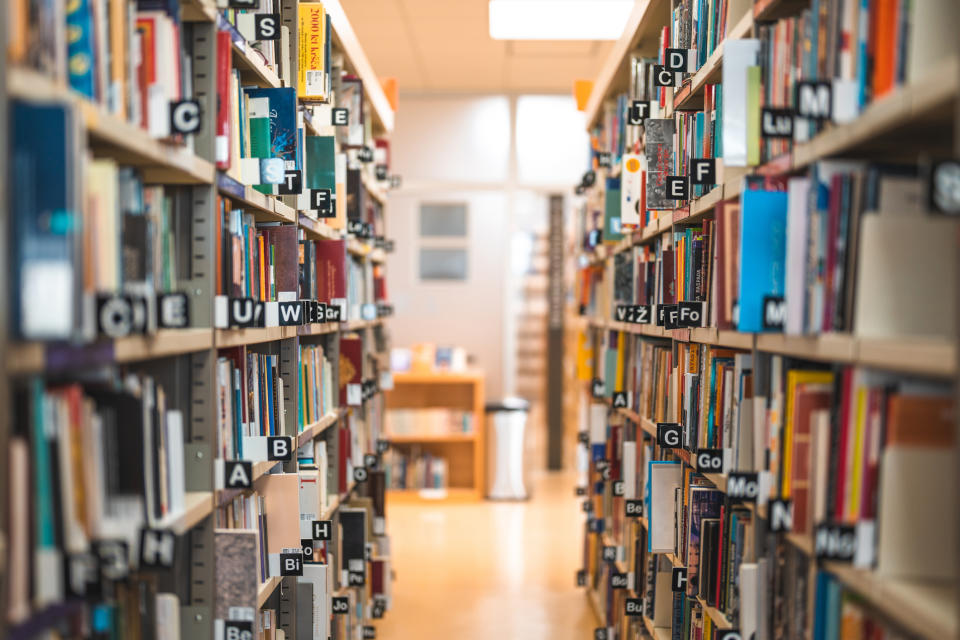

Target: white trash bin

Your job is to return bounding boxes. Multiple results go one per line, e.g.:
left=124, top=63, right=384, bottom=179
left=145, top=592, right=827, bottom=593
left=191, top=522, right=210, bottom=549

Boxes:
left=485, top=398, right=530, bottom=500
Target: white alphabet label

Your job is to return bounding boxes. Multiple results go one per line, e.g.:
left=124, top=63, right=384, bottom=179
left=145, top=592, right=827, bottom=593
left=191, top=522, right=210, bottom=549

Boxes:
left=170, top=100, right=201, bottom=135
left=656, top=423, right=682, bottom=448
left=726, top=472, right=759, bottom=502
left=254, top=14, right=281, bottom=40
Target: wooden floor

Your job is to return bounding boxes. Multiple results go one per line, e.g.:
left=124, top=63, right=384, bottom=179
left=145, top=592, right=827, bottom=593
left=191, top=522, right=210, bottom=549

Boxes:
left=376, top=470, right=595, bottom=639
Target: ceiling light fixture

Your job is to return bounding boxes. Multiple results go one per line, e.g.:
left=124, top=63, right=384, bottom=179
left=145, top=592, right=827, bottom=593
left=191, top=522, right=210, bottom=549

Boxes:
left=488, top=0, right=634, bottom=40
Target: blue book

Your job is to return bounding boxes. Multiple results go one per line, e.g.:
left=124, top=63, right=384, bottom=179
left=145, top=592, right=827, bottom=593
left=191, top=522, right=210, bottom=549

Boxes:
left=604, top=177, right=623, bottom=242
left=825, top=574, right=841, bottom=640
left=267, top=356, right=277, bottom=436
left=67, top=0, right=96, bottom=97
left=737, top=188, right=788, bottom=332
left=812, top=570, right=831, bottom=640
left=10, top=101, right=79, bottom=340
left=233, top=368, right=244, bottom=458
left=244, top=87, right=299, bottom=170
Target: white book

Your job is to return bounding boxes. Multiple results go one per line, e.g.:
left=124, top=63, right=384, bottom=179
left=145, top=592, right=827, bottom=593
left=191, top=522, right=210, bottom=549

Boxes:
left=721, top=39, right=761, bottom=167
left=739, top=563, right=759, bottom=640
left=298, top=564, right=329, bottom=639
left=785, top=177, right=810, bottom=334
left=620, top=154, right=644, bottom=226
left=166, top=410, right=186, bottom=517
left=622, top=440, right=637, bottom=500
left=155, top=593, right=181, bottom=640
left=588, top=403, right=606, bottom=446
left=647, top=461, right=682, bottom=553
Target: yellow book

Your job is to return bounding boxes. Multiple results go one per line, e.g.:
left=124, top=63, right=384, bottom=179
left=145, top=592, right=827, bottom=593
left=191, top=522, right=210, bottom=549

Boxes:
left=576, top=331, right=594, bottom=381
left=848, top=388, right=867, bottom=521
left=782, top=370, right=833, bottom=499
left=297, top=3, right=327, bottom=100
left=614, top=331, right=625, bottom=392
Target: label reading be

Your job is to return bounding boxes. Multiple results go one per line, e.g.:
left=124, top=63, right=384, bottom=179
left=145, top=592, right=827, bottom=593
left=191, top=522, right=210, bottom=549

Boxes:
left=610, top=572, right=628, bottom=589
left=625, top=499, right=643, bottom=518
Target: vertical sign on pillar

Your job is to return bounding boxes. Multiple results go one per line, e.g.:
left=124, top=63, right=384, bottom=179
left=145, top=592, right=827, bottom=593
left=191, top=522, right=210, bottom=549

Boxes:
left=547, top=195, right=565, bottom=470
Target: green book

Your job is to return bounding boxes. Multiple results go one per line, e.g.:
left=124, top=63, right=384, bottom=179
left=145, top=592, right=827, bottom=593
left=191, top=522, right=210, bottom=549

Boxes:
left=247, top=96, right=272, bottom=160
left=305, top=135, right=337, bottom=190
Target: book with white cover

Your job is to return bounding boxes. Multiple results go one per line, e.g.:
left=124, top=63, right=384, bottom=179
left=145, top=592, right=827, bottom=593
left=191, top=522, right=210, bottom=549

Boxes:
left=647, top=460, right=682, bottom=553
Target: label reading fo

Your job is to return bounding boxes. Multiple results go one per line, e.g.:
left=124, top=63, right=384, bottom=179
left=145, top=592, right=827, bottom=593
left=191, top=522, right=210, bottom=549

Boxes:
left=678, top=301, right=702, bottom=328
left=625, top=499, right=643, bottom=518
left=656, top=423, right=682, bottom=449
left=726, top=472, right=759, bottom=502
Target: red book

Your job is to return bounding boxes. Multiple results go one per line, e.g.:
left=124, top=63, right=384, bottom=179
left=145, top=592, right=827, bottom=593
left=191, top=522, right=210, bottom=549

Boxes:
left=215, top=29, right=232, bottom=169
left=790, top=386, right=832, bottom=534
left=834, top=368, right=854, bottom=521
left=338, top=336, right=363, bottom=406
left=337, top=425, right=351, bottom=493
left=315, top=238, right=347, bottom=303
left=260, top=225, right=298, bottom=300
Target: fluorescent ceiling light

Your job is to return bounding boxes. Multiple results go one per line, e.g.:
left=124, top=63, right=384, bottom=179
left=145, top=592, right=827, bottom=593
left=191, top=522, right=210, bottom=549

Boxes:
left=489, top=0, right=633, bottom=40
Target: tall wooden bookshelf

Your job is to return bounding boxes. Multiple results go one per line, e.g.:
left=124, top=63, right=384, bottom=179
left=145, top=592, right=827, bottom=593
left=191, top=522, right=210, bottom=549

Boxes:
left=1, top=1, right=396, bottom=638
left=574, top=1, right=960, bottom=639
left=384, top=370, right=486, bottom=502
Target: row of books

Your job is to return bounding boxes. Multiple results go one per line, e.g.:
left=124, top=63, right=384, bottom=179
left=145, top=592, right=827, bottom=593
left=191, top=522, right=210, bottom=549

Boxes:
left=299, top=343, right=336, bottom=429
left=5, top=374, right=189, bottom=627
left=213, top=468, right=390, bottom=640
left=588, top=1, right=953, bottom=171
left=383, top=449, right=449, bottom=490
left=579, top=333, right=955, bottom=637
left=385, top=408, right=475, bottom=436
left=581, top=161, right=955, bottom=340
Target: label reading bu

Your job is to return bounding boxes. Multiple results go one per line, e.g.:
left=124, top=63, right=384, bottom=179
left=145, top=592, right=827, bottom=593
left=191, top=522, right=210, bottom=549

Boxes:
left=625, top=598, right=644, bottom=617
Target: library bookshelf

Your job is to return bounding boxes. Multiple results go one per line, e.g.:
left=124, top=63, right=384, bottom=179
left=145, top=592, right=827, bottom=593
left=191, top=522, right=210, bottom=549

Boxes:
left=574, top=1, right=960, bottom=640
left=384, top=370, right=486, bottom=502
left=2, top=1, right=397, bottom=639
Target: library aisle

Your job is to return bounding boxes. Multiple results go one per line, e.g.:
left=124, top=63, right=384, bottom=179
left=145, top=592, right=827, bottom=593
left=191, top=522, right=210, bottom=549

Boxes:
left=378, top=471, right=595, bottom=640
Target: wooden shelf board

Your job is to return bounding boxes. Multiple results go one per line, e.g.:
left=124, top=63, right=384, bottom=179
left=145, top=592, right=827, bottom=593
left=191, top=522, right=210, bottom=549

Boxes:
left=8, top=328, right=213, bottom=376
left=221, top=15, right=282, bottom=89
left=386, top=432, right=476, bottom=444
left=391, top=370, right=485, bottom=384
left=298, top=322, right=340, bottom=336
left=386, top=487, right=482, bottom=502
left=215, top=326, right=297, bottom=348
left=824, top=563, right=959, bottom=640
left=217, top=173, right=297, bottom=224
left=586, top=587, right=604, bottom=625
left=297, top=411, right=342, bottom=446
left=298, top=213, right=342, bottom=240
left=155, top=491, right=213, bottom=535
left=257, top=576, right=281, bottom=608
left=697, top=596, right=734, bottom=629
left=342, top=318, right=383, bottom=332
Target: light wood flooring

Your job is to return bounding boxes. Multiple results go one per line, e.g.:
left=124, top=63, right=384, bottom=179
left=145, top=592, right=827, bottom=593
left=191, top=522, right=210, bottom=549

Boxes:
left=375, top=470, right=594, bottom=639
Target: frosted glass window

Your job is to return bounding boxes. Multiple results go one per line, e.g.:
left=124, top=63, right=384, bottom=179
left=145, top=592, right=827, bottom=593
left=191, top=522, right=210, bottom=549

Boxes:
left=420, top=203, right=467, bottom=237
left=420, top=248, right=468, bottom=280
left=516, top=95, right=590, bottom=185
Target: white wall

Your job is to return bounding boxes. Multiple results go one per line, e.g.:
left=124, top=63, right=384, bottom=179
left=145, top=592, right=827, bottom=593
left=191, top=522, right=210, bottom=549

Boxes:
left=386, top=93, right=588, bottom=400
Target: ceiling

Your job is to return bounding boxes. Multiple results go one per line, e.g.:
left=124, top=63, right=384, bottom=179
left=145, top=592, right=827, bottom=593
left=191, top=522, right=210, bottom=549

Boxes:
left=340, top=0, right=613, bottom=94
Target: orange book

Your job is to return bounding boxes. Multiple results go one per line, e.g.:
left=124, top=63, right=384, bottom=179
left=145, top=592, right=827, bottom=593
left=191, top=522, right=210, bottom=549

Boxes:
left=871, top=0, right=897, bottom=97
left=885, top=394, right=954, bottom=447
